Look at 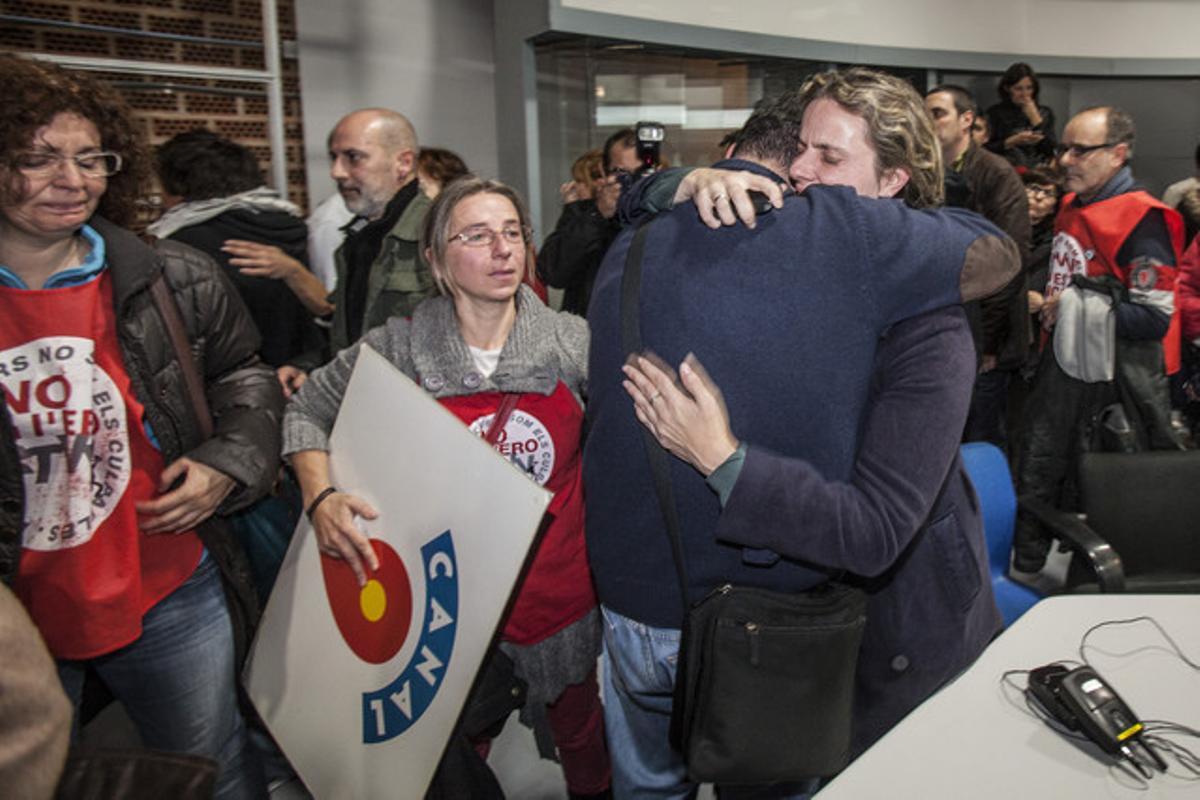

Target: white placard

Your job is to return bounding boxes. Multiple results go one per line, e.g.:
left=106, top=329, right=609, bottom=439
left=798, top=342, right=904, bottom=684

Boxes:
left=245, top=346, right=551, bottom=799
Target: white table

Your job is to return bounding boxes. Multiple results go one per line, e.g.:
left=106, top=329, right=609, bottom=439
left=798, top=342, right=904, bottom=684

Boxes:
left=818, top=595, right=1200, bottom=798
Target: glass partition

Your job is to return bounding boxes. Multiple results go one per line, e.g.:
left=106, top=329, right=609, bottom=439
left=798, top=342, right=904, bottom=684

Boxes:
left=532, top=34, right=1198, bottom=257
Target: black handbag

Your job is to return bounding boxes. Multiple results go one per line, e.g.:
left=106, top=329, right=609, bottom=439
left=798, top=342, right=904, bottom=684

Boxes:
left=619, top=221, right=868, bottom=784
left=671, top=582, right=866, bottom=782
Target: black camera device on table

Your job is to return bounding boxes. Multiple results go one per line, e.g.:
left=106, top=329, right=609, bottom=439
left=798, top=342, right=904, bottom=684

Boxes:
left=1026, top=663, right=1167, bottom=777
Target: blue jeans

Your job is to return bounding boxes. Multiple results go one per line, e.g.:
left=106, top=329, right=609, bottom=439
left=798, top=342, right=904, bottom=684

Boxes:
left=601, top=606, right=817, bottom=799
left=58, top=553, right=266, bottom=800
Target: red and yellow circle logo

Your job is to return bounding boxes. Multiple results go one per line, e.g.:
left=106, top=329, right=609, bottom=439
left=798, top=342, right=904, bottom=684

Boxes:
left=320, top=539, right=413, bottom=664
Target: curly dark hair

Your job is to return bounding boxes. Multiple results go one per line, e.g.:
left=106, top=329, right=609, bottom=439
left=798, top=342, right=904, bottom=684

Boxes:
left=0, top=53, right=149, bottom=227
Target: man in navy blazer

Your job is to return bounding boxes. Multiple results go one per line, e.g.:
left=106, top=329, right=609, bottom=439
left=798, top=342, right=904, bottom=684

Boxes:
left=585, top=68, right=1009, bottom=797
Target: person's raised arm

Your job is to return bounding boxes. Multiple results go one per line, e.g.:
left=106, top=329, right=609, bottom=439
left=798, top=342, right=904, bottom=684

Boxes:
left=618, top=167, right=786, bottom=229
left=222, top=239, right=334, bottom=317
left=670, top=168, right=786, bottom=229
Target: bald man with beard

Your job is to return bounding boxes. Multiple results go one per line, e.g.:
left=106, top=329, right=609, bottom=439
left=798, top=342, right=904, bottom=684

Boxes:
left=284, top=109, right=434, bottom=387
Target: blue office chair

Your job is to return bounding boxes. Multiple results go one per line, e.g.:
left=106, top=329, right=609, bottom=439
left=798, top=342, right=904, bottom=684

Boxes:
left=960, top=442, right=1042, bottom=626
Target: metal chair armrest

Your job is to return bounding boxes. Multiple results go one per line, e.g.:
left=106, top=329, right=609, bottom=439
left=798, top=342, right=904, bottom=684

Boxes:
left=1017, top=495, right=1126, bottom=592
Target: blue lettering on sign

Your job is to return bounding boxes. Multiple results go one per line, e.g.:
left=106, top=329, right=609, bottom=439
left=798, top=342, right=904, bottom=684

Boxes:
left=361, top=530, right=458, bottom=744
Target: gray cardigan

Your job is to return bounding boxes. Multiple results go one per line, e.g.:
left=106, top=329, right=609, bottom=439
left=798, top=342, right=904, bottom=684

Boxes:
left=283, top=285, right=588, bottom=455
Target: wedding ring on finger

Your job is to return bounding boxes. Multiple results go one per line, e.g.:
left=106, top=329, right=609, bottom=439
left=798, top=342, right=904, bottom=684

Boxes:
left=650, top=391, right=664, bottom=402
left=712, top=192, right=726, bottom=203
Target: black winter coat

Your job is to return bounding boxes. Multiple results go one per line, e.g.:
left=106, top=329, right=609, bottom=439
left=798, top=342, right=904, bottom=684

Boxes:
left=538, top=199, right=619, bottom=317
left=0, top=218, right=283, bottom=661
left=167, top=208, right=326, bottom=368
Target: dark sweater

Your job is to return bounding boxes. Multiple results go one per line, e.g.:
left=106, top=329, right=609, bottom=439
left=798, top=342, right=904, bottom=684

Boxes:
left=584, top=159, right=1018, bottom=628
left=985, top=100, right=1057, bottom=170
left=168, top=208, right=326, bottom=368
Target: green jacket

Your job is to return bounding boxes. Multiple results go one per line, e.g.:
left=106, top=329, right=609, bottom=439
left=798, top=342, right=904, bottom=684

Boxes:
left=329, top=188, right=434, bottom=352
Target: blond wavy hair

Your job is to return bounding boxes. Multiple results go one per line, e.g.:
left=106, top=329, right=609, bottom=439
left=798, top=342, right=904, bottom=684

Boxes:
left=798, top=68, right=944, bottom=208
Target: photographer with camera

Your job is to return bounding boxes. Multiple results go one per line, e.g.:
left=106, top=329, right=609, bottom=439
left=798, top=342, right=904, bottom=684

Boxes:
left=540, top=126, right=662, bottom=316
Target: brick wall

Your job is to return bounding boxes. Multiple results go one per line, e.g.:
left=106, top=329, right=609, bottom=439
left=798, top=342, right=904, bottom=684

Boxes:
left=1, top=0, right=310, bottom=214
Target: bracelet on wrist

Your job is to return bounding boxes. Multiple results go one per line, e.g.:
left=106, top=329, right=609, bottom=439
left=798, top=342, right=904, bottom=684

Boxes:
left=306, top=486, right=338, bottom=520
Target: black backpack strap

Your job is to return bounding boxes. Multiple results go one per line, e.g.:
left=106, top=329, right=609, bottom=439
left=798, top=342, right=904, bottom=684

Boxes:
left=618, top=221, right=693, bottom=614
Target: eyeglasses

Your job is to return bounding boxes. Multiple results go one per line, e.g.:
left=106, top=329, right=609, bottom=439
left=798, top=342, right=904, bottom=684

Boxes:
left=15, top=150, right=123, bottom=178
left=1053, top=142, right=1116, bottom=160
left=448, top=225, right=528, bottom=248
left=1026, top=185, right=1059, bottom=199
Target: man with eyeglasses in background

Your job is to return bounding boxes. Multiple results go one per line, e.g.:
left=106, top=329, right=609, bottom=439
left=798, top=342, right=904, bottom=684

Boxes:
left=1012, top=106, right=1187, bottom=575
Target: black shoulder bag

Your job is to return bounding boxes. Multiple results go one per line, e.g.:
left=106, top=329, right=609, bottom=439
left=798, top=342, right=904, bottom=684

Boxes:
left=619, top=220, right=868, bottom=784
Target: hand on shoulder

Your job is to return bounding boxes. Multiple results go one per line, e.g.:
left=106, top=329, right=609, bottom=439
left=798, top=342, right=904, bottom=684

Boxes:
left=674, top=168, right=787, bottom=230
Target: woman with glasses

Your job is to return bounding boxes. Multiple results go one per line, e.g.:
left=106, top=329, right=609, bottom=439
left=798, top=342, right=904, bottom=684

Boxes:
left=0, top=54, right=281, bottom=798
left=284, top=177, right=611, bottom=799
left=1023, top=166, right=1064, bottom=317
left=985, top=62, right=1058, bottom=170
left=1010, top=166, right=1066, bottom=428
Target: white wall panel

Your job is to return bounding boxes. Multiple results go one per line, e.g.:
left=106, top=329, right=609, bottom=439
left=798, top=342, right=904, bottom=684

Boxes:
left=561, top=0, right=1200, bottom=60
left=293, top=0, right=499, bottom=204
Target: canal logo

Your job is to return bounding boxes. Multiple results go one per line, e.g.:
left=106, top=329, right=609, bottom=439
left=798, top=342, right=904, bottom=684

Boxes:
left=320, top=530, right=459, bottom=743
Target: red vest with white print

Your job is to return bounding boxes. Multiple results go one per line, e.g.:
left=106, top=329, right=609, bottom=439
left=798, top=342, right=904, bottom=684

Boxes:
left=0, top=273, right=201, bottom=659
left=1048, top=191, right=1184, bottom=373
left=437, top=383, right=594, bottom=645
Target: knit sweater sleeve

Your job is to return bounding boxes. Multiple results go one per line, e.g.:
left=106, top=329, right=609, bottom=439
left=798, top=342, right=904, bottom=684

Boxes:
left=282, top=319, right=412, bottom=455
left=552, top=309, right=590, bottom=400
